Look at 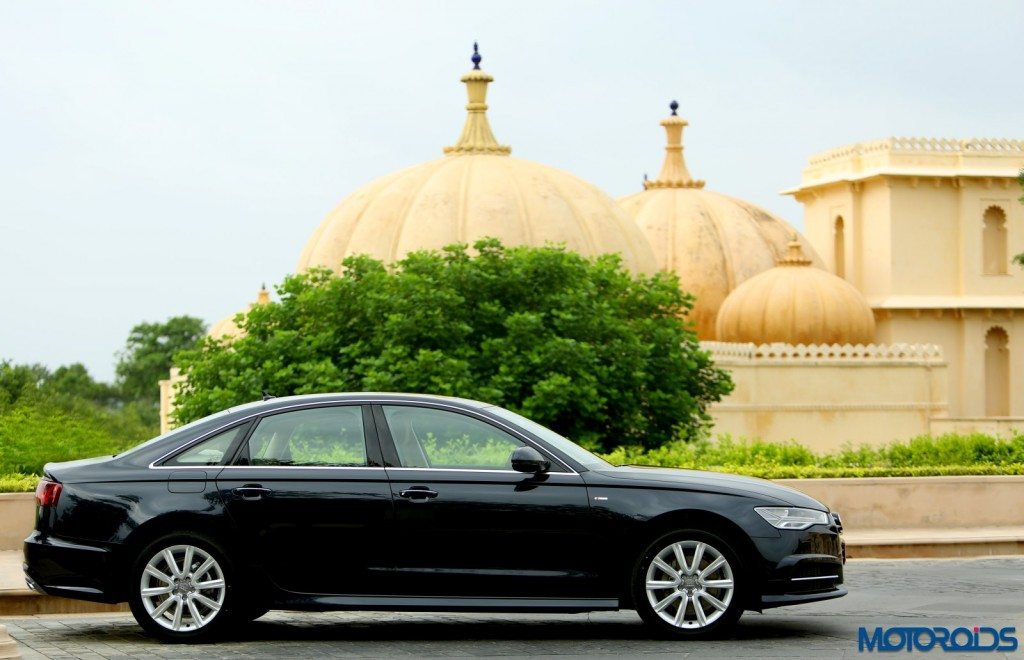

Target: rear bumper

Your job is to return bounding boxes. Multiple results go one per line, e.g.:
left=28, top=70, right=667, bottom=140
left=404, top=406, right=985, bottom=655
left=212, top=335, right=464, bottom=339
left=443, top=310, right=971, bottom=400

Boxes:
left=23, top=531, right=122, bottom=604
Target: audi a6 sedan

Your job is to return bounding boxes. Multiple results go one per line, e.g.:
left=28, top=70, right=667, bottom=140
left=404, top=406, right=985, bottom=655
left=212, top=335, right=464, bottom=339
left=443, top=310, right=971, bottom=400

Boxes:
left=24, top=393, right=846, bottom=642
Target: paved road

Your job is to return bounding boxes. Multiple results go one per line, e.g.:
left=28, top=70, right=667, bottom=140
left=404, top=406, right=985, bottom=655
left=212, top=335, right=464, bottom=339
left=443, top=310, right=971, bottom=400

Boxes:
left=2, top=557, right=1022, bottom=658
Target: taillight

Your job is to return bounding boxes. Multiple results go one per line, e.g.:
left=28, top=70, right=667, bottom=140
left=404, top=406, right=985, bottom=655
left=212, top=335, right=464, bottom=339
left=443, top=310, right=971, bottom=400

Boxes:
left=35, top=479, right=62, bottom=508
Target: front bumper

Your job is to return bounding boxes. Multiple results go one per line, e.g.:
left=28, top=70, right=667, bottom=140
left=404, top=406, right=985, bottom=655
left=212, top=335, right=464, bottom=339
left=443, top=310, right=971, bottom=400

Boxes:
left=23, top=531, right=122, bottom=604
left=752, top=524, right=847, bottom=610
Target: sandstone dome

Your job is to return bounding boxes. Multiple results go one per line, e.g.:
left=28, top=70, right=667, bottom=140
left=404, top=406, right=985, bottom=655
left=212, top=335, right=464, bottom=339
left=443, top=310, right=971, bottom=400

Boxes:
left=715, top=238, right=876, bottom=345
left=618, top=102, right=824, bottom=339
left=208, top=286, right=270, bottom=341
left=298, top=46, right=656, bottom=276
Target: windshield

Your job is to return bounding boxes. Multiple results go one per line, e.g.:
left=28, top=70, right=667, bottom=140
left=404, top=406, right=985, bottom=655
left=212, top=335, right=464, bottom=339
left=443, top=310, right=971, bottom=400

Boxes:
left=484, top=406, right=612, bottom=470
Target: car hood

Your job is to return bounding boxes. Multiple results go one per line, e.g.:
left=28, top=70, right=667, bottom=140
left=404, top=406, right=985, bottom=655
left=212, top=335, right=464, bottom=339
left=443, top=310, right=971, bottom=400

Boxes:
left=592, top=465, right=829, bottom=510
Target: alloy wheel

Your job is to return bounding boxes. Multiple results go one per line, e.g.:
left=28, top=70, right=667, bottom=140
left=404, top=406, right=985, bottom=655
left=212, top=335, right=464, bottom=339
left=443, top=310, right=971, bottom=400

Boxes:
left=139, top=544, right=226, bottom=632
left=644, top=540, right=735, bottom=629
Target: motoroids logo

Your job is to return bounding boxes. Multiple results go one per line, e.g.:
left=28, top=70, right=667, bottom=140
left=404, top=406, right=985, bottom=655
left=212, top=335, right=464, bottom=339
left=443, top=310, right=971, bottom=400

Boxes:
left=858, top=626, right=1018, bottom=652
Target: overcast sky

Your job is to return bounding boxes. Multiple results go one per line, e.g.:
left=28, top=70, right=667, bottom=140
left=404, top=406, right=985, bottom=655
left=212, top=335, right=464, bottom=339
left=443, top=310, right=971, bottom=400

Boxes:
left=2, top=1, right=1022, bottom=382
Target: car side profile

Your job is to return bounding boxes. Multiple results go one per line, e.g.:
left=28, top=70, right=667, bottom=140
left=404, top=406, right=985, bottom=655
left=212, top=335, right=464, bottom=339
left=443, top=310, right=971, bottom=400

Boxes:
left=24, top=393, right=846, bottom=642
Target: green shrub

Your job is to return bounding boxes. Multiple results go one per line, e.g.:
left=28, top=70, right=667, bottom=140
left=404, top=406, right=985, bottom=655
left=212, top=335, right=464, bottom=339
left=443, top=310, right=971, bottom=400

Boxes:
left=600, top=433, right=1024, bottom=478
left=0, top=473, right=39, bottom=493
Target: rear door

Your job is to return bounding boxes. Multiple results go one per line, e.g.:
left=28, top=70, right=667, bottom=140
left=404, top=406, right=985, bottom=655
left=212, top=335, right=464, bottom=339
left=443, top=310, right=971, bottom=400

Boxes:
left=215, top=404, right=394, bottom=595
left=377, top=403, right=604, bottom=599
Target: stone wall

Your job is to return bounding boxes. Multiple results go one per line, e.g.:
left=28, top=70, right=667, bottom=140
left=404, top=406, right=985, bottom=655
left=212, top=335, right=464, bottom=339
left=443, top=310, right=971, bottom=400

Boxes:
left=704, top=341, right=948, bottom=451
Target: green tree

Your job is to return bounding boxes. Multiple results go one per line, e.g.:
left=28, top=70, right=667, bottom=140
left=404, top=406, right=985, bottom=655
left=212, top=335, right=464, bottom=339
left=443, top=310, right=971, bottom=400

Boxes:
left=115, top=316, right=206, bottom=406
left=174, top=240, right=733, bottom=451
left=42, top=363, right=119, bottom=406
left=0, top=361, right=49, bottom=407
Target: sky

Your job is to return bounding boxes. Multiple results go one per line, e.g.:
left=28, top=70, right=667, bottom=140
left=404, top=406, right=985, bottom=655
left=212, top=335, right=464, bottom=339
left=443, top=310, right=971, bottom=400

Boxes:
left=1, top=0, right=1022, bottom=383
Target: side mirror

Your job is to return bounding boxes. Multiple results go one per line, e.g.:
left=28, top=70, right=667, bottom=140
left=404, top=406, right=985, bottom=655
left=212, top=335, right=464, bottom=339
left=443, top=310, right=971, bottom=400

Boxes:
left=510, top=446, right=550, bottom=474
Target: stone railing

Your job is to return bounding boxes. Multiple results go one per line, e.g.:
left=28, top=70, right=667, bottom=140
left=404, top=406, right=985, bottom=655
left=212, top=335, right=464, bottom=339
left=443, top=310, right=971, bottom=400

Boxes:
left=808, top=137, right=1024, bottom=166
left=701, top=341, right=945, bottom=363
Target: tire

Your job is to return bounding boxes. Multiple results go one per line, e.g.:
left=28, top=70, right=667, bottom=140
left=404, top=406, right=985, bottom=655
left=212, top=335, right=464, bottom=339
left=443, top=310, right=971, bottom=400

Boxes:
left=632, top=529, right=746, bottom=639
left=128, top=532, right=237, bottom=643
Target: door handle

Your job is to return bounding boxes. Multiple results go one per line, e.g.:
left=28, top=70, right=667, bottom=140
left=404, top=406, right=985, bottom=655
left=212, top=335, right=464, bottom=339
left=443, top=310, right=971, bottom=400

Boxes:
left=399, top=487, right=438, bottom=501
left=233, top=486, right=272, bottom=500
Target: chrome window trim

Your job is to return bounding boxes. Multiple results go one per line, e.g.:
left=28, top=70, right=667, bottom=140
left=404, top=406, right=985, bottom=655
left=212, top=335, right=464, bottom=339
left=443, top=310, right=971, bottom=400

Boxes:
left=383, top=466, right=574, bottom=476
left=147, top=397, right=578, bottom=475
left=214, top=465, right=387, bottom=471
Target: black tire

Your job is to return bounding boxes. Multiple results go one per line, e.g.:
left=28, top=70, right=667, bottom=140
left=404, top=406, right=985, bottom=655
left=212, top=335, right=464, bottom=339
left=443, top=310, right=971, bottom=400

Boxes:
left=632, top=529, right=746, bottom=639
left=128, top=532, right=238, bottom=643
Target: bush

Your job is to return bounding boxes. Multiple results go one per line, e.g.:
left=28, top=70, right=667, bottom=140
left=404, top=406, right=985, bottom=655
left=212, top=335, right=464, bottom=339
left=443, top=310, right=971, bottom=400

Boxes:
left=0, top=396, right=153, bottom=476
left=601, top=433, right=1024, bottom=479
left=3, top=432, right=1022, bottom=492
left=174, top=240, right=733, bottom=452
left=0, top=474, right=39, bottom=493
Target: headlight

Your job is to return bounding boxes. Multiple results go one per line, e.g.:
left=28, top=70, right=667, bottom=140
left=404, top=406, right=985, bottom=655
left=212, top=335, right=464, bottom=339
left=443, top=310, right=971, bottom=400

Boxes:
left=755, top=506, right=830, bottom=530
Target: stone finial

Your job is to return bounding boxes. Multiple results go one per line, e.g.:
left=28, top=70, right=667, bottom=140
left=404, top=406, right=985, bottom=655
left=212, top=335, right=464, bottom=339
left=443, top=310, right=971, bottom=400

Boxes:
left=444, top=43, right=511, bottom=156
left=644, top=101, right=705, bottom=190
left=777, top=234, right=813, bottom=267
left=471, top=41, right=481, bottom=70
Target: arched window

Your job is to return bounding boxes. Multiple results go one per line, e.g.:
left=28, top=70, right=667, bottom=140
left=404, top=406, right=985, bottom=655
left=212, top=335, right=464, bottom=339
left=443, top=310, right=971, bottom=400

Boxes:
left=985, top=327, right=1010, bottom=416
left=833, top=216, right=846, bottom=278
left=982, top=206, right=1007, bottom=275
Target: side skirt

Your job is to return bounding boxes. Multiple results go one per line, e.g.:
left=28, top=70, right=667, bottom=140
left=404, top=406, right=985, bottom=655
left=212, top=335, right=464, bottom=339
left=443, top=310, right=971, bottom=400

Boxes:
left=270, top=595, right=620, bottom=614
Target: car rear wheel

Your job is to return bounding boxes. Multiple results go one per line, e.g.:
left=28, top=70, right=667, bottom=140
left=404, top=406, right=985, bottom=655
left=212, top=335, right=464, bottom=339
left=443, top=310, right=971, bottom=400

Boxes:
left=129, top=533, right=235, bottom=643
left=633, top=529, right=745, bottom=638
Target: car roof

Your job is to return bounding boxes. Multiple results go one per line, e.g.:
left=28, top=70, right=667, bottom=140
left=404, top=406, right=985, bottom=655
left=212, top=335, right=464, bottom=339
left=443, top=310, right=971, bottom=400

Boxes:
left=240, top=392, right=491, bottom=415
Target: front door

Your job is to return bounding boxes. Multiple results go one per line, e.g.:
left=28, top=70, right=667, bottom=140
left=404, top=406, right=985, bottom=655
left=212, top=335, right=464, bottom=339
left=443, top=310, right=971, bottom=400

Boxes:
left=215, top=404, right=393, bottom=595
left=376, top=404, right=603, bottom=599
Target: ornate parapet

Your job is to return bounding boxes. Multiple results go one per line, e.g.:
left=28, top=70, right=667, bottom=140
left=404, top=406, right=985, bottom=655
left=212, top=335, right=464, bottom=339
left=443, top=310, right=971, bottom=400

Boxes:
left=701, top=341, right=945, bottom=365
left=808, top=137, right=1024, bottom=167
left=784, top=136, right=1024, bottom=194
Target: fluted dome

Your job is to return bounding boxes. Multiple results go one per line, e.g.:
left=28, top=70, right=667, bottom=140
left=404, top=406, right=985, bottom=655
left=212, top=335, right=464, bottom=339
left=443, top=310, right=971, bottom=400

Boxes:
left=619, top=102, right=824, bottom=339
left=298, top=46, right=657, bottom=276
left=208, top=286, right=270, bottom=340
left=715, top=239, right=876, bottom=345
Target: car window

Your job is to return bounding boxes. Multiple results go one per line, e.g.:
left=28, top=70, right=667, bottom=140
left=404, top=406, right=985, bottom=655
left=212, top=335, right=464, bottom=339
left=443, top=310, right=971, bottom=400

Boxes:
left=485, top=405, right=610, bottom=470
left=382, top=405, right=524, bottom=470
left=164, top=424, right=249, bottom=467
left=243, top=406, right=367, bottom=467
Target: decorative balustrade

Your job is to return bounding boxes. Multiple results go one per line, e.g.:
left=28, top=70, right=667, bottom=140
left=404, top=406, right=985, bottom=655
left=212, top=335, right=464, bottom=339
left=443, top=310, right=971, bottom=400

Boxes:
left=807, top=137, right=1024, bottom=166
left=701, top=341, right=945, bottom=362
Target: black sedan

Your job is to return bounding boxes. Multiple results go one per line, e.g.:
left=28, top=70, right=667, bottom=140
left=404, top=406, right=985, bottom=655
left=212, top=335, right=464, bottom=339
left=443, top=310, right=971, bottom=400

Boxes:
left=24, top=393, right=845, bottom=642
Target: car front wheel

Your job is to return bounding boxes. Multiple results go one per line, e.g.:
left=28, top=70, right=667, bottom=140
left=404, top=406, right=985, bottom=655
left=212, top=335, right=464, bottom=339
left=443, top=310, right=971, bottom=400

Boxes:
left=633, top=529, right=745, bottom=638
left=129, top=533, right=235, bottom=643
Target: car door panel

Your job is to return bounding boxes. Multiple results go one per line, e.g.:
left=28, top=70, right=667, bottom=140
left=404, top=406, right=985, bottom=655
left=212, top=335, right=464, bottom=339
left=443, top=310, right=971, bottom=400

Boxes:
left=214, top=404, right=394, bottom=595
left=374, top=403, right=608, bottom=599
left=387, top=468, right=600, bottom=597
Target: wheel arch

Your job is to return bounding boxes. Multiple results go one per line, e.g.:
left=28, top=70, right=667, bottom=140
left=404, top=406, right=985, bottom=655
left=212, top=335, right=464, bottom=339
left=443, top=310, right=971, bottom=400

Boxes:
left=113, top=512, right=244, bottom=599
left=622, top=509, right=766, bottom=609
